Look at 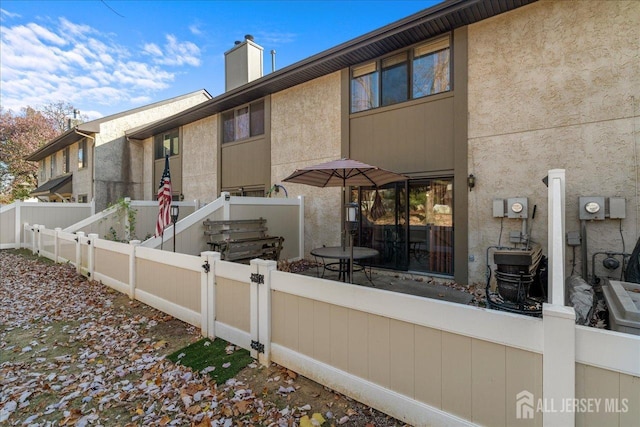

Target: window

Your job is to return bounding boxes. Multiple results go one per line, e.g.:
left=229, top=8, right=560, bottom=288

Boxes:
left=350, top=36, right=450, bottom=113
left=381, top=53, right=408, bottom=106
left=50, top=154, right=56, bottom=177
left=40, top=160, right=45, bottom=181
left=154, top=129, right=180, bottom=159
left=78, top=194, right=88, bottom=203
left=351, top=62, right=379, bottom=113
left=78, top=139, right=87, bottom=169
left=62, top=147, right=70, bottom=173
left=413, top=38, right=450, bottom=98
left=222, top=100, right=265, bottom=143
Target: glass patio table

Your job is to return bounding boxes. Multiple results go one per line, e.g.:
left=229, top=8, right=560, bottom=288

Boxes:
left=310, top=246, right=379, bottom=284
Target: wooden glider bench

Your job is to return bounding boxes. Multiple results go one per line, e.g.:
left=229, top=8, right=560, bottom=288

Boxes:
left=203, top=218, right=284, bottom=263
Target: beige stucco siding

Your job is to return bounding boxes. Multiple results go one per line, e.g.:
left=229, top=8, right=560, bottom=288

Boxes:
left=182, top=115, right=218, bottom=204
left=467, top=0, right=640, bottom=284
left=93, top=92, right=210, bottom=210
left=271, top=72, right=343, bottom=255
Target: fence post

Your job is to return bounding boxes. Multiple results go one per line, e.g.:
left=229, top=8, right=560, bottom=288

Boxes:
left=31, top=224, right=38, bottom=255
left=547, top=169, right=565, bottom=306
left=298, top=195, right=305, bottom=260
left=54, top=228, right=62, bottom=263
left=129, top=240, right=141, bottom=299
left=88, top=233, right=98, bottom=280
left=75, top=231, right=85, bottom=274
left=37, top=225, right=45, bottom=256
left=200, top=251, right=220, bottom=339
left=256, top=259, right=276, bottom=366
left=543, top=304, right=576, bottom=427
left=249, top=259, right=260, bottom=360
left=222, top=192, right=231, bottom=220
left=14, top=202, right=21, bottom=249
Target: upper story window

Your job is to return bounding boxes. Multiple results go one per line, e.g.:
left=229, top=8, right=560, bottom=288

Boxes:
left=40, top=160, right=45, bottom=181
left=222, top=100, right=265, bottom=143
left=154, top=129, right=180, bottom=159
left=78, top=138, right=87, bottom=169
left=350, top=36, right=450, bottom=113
left=62, top=147, right=70, bottom=173
left=50, top=154, right=56, bottom=177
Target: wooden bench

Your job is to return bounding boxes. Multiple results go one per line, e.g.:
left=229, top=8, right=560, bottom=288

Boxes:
left=203, top=218, right=284, bottom=262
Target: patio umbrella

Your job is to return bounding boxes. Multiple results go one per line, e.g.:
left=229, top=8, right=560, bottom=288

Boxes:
left=283, top=158, right=408, bottom=282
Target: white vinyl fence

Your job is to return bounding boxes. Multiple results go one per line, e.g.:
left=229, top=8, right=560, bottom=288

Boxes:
left=0, top=201, right=94, bottom=249
left=22, top=222, right=640, bottom=427
left=15, top=171, right=640, bottom=427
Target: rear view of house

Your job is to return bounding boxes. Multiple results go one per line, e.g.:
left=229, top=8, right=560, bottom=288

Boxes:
left=26, top=90, right=211, bottom=211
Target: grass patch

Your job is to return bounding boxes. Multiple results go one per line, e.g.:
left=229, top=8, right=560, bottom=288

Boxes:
left=167, top=337, right=254, bottom=384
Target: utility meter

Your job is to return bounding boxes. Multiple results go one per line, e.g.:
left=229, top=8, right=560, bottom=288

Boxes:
left=579, top=196, right=605, bottom=220
left=507, top=197, right=528, bottom=219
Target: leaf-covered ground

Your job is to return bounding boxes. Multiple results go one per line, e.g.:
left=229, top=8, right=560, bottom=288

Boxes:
left=0, top=251, right=409, bottom=426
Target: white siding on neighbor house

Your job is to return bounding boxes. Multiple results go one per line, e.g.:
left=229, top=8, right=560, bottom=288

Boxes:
left=466, top=0, right=640, bottom=285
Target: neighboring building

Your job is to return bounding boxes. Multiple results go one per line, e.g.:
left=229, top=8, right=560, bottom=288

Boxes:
left=26, top=90, right=211, bottom=211
left=128, top=0, right=639, bottom=286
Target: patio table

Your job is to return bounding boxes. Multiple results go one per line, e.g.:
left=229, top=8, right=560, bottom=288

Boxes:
left=310, top=246, right=379, bottom=284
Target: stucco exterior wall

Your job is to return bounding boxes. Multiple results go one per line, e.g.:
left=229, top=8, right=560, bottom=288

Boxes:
left=93, top=92, right=210, bottom=211
left=182, top=115, right=218, bottom=204
left=271, top=72, right=343, bottom=256
left=467, top=0, right=640, bottom=284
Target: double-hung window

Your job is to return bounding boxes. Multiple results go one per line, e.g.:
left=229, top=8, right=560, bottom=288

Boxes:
left=222, top=100, right=265, bottom=143
left=350, top=35, right=450, bottom=113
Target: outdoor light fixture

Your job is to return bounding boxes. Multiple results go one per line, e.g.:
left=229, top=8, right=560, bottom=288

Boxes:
left=345, top=202, right=358, bottom=232
left=170, top=205, right=179, bottom=252
left=467, top=174, right=476, bottom=191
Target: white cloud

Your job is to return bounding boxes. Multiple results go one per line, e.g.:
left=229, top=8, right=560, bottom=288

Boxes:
left=144, top=34, right=201, bottom=67
left=0, top=15, right=201, bottom=116
left=0, top=9, right=20, bottom=19
left=189, top=23, right=203, bottom=36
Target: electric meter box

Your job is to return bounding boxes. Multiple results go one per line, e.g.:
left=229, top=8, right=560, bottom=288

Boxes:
left=493, top=199, right=505, bottom=217
left=507, top=198, right=528, bottom=219
left=579, top=196, right=605, bottom=220
left=609, top=198, right=626, bottom=219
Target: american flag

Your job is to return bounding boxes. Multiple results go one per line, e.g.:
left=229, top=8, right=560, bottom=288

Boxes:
left=155, top=155, right=172, bottom=237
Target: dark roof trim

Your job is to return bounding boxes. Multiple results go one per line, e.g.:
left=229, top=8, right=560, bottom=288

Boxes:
left=26, top=89, right=212, bottom=161
left=31, top=173, right=73, bottom=196
left=127, top=0, right=537, bottom=140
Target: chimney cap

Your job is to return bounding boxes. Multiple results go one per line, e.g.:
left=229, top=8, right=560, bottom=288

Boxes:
left=244, top=34, right=254, bottom=41
left=234, top=40, right=241, bottom=45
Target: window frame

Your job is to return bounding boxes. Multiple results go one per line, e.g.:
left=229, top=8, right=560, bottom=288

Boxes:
left=350, top=35, right=451, bottom=113
left=78, top=138, right=87, bottom=170
left=62, top=147, right=70, bottom=174
left=50, top=154, right=56, bottom=177
left=222, top=99, right=265, bottom=144
left=154, top=129, right=180, bottom=160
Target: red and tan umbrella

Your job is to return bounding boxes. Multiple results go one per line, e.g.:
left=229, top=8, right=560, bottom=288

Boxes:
left=282, top=158, right=407, bottom=189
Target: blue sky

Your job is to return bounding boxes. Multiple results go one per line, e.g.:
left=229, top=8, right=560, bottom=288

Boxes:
left=1, top=0, right=440, bottom=120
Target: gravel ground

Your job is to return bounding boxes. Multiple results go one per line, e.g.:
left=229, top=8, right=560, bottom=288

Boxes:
left=0, top=251, right=410, bottom=427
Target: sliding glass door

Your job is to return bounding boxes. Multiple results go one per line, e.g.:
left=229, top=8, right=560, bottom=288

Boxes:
left=356, top=177, right=454, bottom=275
